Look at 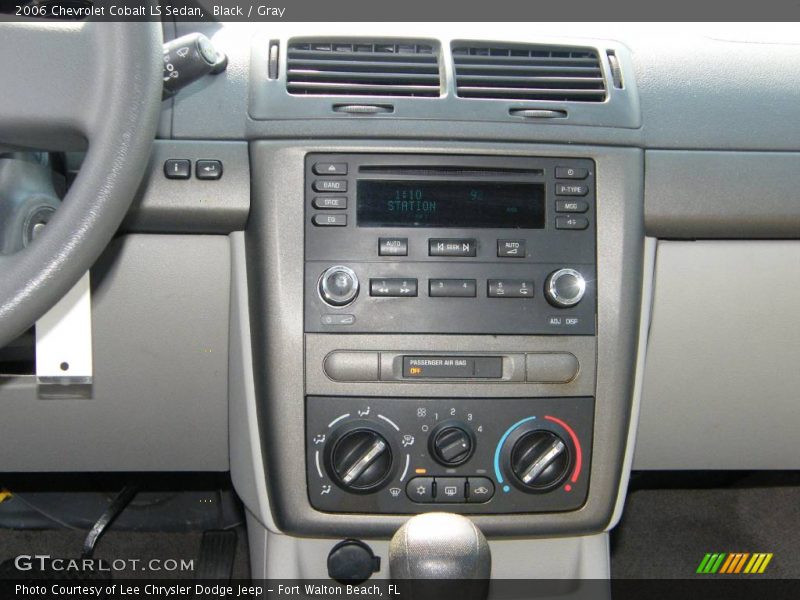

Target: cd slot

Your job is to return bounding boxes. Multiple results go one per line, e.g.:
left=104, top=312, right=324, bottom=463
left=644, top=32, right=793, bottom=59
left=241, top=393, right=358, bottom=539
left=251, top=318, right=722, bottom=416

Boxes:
left=358, top=165, right=543, bottom=177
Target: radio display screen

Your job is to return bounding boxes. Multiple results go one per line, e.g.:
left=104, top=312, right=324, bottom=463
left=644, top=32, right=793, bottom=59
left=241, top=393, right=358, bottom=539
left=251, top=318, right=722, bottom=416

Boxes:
left=356, top=181, right=545, bottom=228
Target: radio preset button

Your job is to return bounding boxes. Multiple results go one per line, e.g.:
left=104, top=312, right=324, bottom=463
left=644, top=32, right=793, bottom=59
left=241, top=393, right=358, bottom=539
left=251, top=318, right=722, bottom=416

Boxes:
left=488, top=279, right=534, bottom=298
left=378, top=237, right=408, bottom=256
left=313, top=214, right=347, bottom=227
left=555, top=216, right=589, bottom=230
left=370, top=278, right=418, bottom=297
left=428, top=238, right=477, bottom=257
left=555, top=166, right=589, bottom=180
left=555, top=183, right=589, bottom=196
left=429, top=279, right=477, bottom=298
left=556, top=200, right=588, bottom=214
left=313, top=179, right=348, bottom=193
left=313, top=196, right=347, bottom=209
left=313, top=162, right=348, bottom=175
left=497, top=239, right=526, bottom=258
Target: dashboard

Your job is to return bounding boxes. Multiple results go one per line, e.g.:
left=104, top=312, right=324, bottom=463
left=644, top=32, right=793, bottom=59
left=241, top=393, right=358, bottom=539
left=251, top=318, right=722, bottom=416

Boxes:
left=2, top=20, right=800, bottom=582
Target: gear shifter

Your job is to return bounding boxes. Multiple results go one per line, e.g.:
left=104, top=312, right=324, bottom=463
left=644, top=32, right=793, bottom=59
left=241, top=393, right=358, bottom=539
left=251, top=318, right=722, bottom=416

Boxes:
left=390, top=513, right=491, bottom=600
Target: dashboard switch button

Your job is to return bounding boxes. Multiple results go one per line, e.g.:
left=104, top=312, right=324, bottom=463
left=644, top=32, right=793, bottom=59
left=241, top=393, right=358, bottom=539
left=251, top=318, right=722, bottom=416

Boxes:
left=164, top=159, right=190, bottom=179
left=467, top=477, right=495, bottom=503
left=433, top=477, right=467, bottom=503
left=196, top=160, right=222, bottom=180
left=406, top=477, right=435, bottom=503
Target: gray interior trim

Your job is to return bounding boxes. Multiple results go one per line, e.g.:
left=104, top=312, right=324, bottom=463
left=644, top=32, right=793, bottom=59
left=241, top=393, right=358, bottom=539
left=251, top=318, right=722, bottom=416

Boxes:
left=645, top=151, right=800, bottom=239
left=229, top=232, right=279, bottom=531
left=247, top=510, right=609, bottom=580
left=306, top=334, right=595, bottom=398
left=0, top=235, right=230, bottom=472
left=125, top=141, right=250, bottom=234
left=247, top=140, right=643, bottom=537
left=607, top=236, right=656, bottom=530
left=635, top=240, right=800, bottom=470
left=0, top=22, right=163, bottom=348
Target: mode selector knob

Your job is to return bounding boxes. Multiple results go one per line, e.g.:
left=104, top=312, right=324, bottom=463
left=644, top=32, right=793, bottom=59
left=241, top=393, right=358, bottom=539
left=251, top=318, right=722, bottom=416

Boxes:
left=329, top=429, right=393, bottom=492
left=319, top=266, right=359, bottom=307
left=430, top=423, right=474, bottom=467
left=544, top=268, right=586, bottom=308
left=510, top=430, right=571, bottom=492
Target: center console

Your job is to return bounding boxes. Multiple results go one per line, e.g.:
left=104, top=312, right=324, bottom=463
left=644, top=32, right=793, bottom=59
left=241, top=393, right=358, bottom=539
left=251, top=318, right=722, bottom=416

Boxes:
left=247, top=141, right=643, bottom=537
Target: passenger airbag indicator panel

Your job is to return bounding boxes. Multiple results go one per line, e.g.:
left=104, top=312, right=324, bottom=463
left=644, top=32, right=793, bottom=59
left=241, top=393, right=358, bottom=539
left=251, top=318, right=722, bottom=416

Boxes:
left=403, top=356, right=503, bottom=379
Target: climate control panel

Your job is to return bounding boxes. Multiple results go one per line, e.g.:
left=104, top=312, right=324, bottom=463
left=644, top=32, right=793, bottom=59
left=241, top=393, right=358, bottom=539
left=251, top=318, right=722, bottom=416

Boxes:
left=306, top=396, right=593, bottom=514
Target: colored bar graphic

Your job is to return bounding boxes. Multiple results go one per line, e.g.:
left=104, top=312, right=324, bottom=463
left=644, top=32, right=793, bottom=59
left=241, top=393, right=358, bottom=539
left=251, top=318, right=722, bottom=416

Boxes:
left=698, top=552, right=773, bottom=574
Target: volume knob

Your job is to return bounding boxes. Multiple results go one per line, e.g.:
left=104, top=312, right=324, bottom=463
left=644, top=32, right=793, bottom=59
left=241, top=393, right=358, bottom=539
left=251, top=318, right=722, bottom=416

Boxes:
left=544, top=268, right=586, bottom=308
left=319, top=266, right=359, bottom=307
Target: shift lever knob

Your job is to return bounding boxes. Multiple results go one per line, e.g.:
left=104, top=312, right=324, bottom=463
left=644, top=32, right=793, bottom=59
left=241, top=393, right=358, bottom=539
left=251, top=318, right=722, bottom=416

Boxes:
left=390, top=513, right=490, bottom=599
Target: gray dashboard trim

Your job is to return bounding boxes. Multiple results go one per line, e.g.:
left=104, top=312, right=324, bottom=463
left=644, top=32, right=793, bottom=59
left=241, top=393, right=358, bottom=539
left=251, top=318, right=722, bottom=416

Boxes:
left=247, top=140, right=643, bottom=537
left=635, top=240, right=800, bottom=470
left=125, top=140, right=250, bottom=234
left=645, top=151, right=800, bottom=239
left=0, top=235, right=230, bottom=472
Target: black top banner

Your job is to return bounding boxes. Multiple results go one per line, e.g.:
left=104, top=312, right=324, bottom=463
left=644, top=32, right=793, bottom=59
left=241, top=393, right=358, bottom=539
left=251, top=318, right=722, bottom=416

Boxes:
left=0, top=0, right=799, bottom=21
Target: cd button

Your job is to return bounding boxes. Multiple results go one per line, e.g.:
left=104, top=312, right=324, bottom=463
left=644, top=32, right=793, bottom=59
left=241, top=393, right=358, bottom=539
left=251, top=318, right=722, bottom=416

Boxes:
left=312, top=214, right=347, bottom=226
left=370, top=278, right=418, bottom=297
left=556, top=200, right=589, bottom=213
left=429, top=238, right=477, bottom=257
left=313, top=196, right=347, bottom=209
left=497, top=239, right=526, bottom=258
left=429, top=279, right=477, bottom=298
left=555, top=183, right=589, bottom=196
left=555, top=166, right=589, bottom=180
left=378, top=237, right=408, bottom=256
left=313, top=162, right=348, bottom=175
left=312, top=179, right=347, bottom=193
left=555, top=216, right=589, bottom=230
left=488, top=279, right=534, bottom=298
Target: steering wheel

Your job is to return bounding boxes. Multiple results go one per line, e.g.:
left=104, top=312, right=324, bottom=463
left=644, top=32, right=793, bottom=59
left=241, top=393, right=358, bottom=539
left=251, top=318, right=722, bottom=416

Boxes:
left=0, top=20, right=162, bottom=348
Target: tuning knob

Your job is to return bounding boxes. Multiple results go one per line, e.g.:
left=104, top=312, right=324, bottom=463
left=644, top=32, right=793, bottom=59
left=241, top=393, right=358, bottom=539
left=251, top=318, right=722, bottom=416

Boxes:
left=430, top=423, right=474, bottom=467
left=319, top=266, right=359, bottom=307
left=509, top=430, right=570, bottom=492
left=328, top=428, right=393, bottom=492
left=544, top=268, right=586, bottom=308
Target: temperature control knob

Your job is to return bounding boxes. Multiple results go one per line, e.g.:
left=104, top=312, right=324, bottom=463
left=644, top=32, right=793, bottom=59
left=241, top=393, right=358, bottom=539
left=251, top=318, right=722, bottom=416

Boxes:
left=544, top=268, right=586, bottom=308
left=510, top=430, right=570, bottom=492
left=328, top=428, right=393, bottom=492
left=319, top=266, right=359, bottom=307
left=430, top=424, right=474, bottom=467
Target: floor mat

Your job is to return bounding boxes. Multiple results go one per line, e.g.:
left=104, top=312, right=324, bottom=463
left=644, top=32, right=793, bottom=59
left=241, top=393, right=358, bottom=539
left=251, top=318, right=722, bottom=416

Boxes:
left=611, top=472, right=800, bottom=579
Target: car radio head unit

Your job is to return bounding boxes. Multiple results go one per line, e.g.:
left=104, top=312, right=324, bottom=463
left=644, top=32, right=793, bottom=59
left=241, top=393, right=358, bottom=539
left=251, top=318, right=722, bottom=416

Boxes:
left=356, top=180, right=546, bottom=229
left=304, top=153, right=596, bottom=335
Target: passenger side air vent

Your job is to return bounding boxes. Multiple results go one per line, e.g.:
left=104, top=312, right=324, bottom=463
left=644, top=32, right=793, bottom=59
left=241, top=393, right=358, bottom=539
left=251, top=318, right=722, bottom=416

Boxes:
left=286, top=41, right=441, bottom=98
left=452, top=44, right=606, bottom=102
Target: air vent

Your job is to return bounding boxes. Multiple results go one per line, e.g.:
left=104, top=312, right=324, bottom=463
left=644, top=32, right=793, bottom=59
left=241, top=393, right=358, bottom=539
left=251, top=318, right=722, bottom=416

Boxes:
left=452, top=44, right=606, bottom=102
left=286, top=41, right=441, bottom=98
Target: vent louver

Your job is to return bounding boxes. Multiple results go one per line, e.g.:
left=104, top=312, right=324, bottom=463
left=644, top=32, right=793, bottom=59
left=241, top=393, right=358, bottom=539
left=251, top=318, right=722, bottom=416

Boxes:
left=286, top=41, right=441, bottom=98
left=452, top=44, right=606, bottom=102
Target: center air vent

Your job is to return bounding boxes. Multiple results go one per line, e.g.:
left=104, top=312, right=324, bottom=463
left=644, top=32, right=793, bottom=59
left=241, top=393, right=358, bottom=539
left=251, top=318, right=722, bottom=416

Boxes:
left=286, top=41, right=441, bottom=98
left=452, top=44, right=606, bottom=102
